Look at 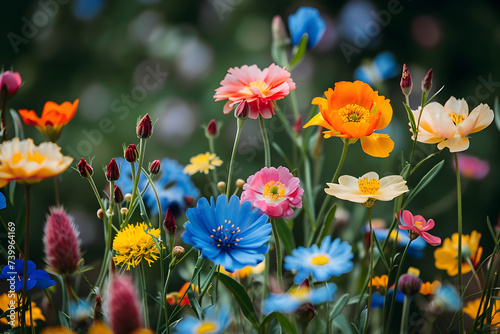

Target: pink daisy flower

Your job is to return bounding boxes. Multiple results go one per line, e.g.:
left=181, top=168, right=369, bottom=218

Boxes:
left=398, top=210, right=441, bottom=246
left=214, top=64, right=296, bottom=119
left=241, top=166, right=303, bottom=219
left=452, top=153, right=490, bottom=180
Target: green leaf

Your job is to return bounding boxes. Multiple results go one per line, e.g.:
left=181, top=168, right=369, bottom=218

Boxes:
left=271, top=142, right=293, bottom=169
left=216, top=272, right=260, bottom=329
left=319, top=204, right=337, bottom=241
left=9, top=109, right=24, bottom=140
left=400, top=163, right=411, bottom=179
left=494, top=96, right=500, bottom=132
left=425, top=85, right=445, bottom=105
left=275, top=313, right=298, bottom=334
left=333, top=313, right=353, bottom=334
left=404, top=160, right=444, bottom=208
left=276, top=219, right=296, bottom=254
left=288, top=34, right=308, bottom=70
left=187, top=287, right=203, bottom=319
left=330, top=293, right=350, bottom=321
left=259, top=312, right=276, bottom=333
left=372, top=231, right=390, bottom=271
left=411, top=151, right=441, bottom=175
left=403, top=102, right=417, bottom=136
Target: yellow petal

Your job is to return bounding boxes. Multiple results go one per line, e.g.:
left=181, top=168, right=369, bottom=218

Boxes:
left=359, top=133, right=394, bottom=158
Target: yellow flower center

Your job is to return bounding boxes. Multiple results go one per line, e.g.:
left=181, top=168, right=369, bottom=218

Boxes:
left=451, top=112, right=465, bottom=125
left=247, top=81, right=269, bottom=94
left=389, top=230, right=402, bottom=242
left=12, top=152, right=46, bottom=164
left=358, top=177, right=380, bottom=195
left=262, top=181, right=286, bottom=201
left=197, top=322, right=217, bottom=334
left=414, top=221, right=423, bottom=230
left=311, top=255, right=329, bottom=266
left=338, top=104, right=371, bottom=123
left=290, top=286, right=310, bottom=300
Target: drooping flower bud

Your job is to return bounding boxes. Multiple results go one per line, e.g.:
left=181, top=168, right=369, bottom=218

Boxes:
left=114, top=185, right=124, bottom=204
left=236, top=179, right=245, bottom=188
left=217, top=181, right=226, bottom=192
left=106, top=158, right=120, bottom=181
left=272, top=15, right=289, bottom=46
left=293, top=115, right=303, bottom=135
left=108, top=275, right=142, bottom=334
left=398, top=268, right=422, bottom=296
left=124, top=144, right=138, bottom=163
left=149, top=160, right=161, bottom=175
left=163, top=208, right=176, bottom=235
left=400, top=64, right=413, bottom=97
left=137, top=114, right=152, bottom=139
left=78, top=158, right=93, bottom=178
left=206, top=119, right=218, bottom=137
left=43, top=207, right=81, bottom=276
left=422, top=68, right=433, bottom=93
left=173, top=246, right=185, bottom=260
left=0, top=71, right=22, bottom=98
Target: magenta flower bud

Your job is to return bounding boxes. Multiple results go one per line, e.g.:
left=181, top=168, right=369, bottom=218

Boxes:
left=78, top=158, right=93, bottom=178
left=235, top=100, right=249, bottom=119
left=293, top=115, right=303, bottom=135
left=93, top=294, right=102, bottom=321
left=422, top=68, right=433, bottom=93
left=400, top=64, right=413, bottom=97
left=206, top=119, right=218, bottom=137
left=137, top=114, right=152, bottom=139
left=149, top=159, right=161, bottom=175
left=295, top=279, right=316, bottom=322
left=398, top=273, right=422, bottom=296
left=163, top=208, right=176, bottom=235
left=108, top=275, right=142, bottom=334
left=43, top=207, right=81, bottom=276
left=124, top=144, right=138, bottom=163
left=0, top=71, right=22, bottom=98
left=114, top=185, right=124, bottom=204
left=272, top=15, right=289, bottom=45
left=106, top=158, right=120, bottom=181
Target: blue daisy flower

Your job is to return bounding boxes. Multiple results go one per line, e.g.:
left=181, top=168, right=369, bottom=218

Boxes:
left=284, top=236, right=353, bottom=284
left=354, top=52, right=399, bottom=85
left=174, top=305, right=230, bottom=334
left=114, top=157, right=199, bottom=217
left=263, top=282, right=337, bottom=314
left=288, top=7, right=326, bottom=49
left=0, top=192, right=6, bottom=209
left=182, top=195, right=271, bottom=273
left=0, top=259, right=55, bottom=291
left=372, top=228, right=426, bottom=259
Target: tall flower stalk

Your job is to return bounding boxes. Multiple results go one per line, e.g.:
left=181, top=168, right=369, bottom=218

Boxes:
left=226, top=118, right=245, bottom=197
left=454, top=152, right=464, bottom=333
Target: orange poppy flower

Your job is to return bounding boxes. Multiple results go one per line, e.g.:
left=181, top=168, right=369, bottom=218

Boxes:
left=304, top=81, right=394, bottom=157
left=19, top=99, right=79, bottom=142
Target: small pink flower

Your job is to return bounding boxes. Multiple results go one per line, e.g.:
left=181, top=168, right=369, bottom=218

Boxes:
left=214, top=64, right=296, bottom=119
left=108, top=274, right=142, bottom=334
left=452, top=153, right=490, bottom=180
left=0, top=71, right=22, bottom=98
left=43, top=207, right=81, bottom=276
left=398, top=210, right=441, bottom=246
left=241, top=166, right=303, bottom=219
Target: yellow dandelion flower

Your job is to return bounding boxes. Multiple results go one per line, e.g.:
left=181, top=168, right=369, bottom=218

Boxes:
left=183, top=152, right=222, bottom=175
left=0, top=293, right=45, bottom=327
left=113, top=222, right=161, bottom=270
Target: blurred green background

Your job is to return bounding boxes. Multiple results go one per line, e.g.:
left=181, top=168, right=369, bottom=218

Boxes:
left=1, top=0, right=499, bottom=289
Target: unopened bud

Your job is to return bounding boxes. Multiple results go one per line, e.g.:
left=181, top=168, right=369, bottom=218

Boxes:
left=398, top=272, right=422, bottom=296
left=184, top=196, right=195, bottom=208
left=400, top=64, right=412, bottom=96
left=217, top=181, right=226, bottom=192
left=93, top=294, right=102, bottom=322
left=173, top=246, right=185, bottom=260
left=236, top=179, right=245, bottom=188
left=272, top=15, right=289, bottom=46
left=0, top=71, right=22, bottom=98
left=124, top=193, right=132, bottom=202
left=114, top=185, right=124, bottom=204
left=137, top=114, right=152, bottom=139
left=206, top=119, right=218, bottom=137
left=293, top=115, right=303, bottom=135
left=149, top=160, right=161, bottom=175
left=97, top=208, right=104, bottom=219
left=163, top=208, right=177, bottom=235
left=120, top=208, right=128, bottom=215
left=78, top=158, right=93, bottom=178
left=235, top=101, right=249, bottom=119
left=106, top=158, right=120, bottom=181
left=422, top=68, right=433, bottom=93
left=124, top=144, right=138, bottom=163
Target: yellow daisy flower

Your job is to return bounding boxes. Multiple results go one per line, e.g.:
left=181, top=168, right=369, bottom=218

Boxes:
left=463, top=297, right=500, bottom=328
left=420, top=281, right=441, bottom=295
left=434, top=231, right=482, bottom=276
left=113, top=222, right=161, bottom=270
left=183, top=152, right=222, bottom=175
left=0, top=293, right=45, bottom=327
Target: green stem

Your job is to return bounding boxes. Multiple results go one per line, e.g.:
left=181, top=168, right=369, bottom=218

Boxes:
left=226, top=118, right=245, bottom=197
left=21, top=185, right=31, bottom=334
left=161, top=263, right=172, bottom=334
left=409, top=92, right=427, bottom=169
left=208, top=136, right=219, bottom=196
left=259, top=115, right=270, bottom=167
left=54, top=176, right=60, bottom=206
left=270, top=219, right=283, bottom=291
left=326, top=282, right=332, bottom=334
left=124, top=138, right=147, bottom=225
left=362, top=207, right=374, bottom=334
left=1, top=94, right=7, bottom=142
left=454, top=153, right=464, bottom=334
left=400, top=295, right=411, bottom=334
left=139, top=262, right=150, bottom=329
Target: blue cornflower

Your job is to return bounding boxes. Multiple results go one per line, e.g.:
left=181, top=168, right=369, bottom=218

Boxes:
left=263, top=282, right=336, bottom=314
left=182, top=195, right=271, bottom=273
left=354, top=52, right=399, bottom=85
left=288, top=7, right=326, bottom=49
left=175, top=305, right=229, bottom=334
left=373, top=228, right=426, bottom=258
left=0, top=192, right=5, bottom=209
left=114, top=157, right=199, bottom=216
left=0, top=259, right=55, bottom=291
left=284, top=236, right=353, bottom=284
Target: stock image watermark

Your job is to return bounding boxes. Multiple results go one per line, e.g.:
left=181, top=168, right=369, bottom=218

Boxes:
left=5, top=221, right=17, bottom=327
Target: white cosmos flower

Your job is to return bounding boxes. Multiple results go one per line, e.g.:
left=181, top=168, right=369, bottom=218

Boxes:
left=411, top=97, right=494, bottom=152
left=324, top=171, right=408, bottom=205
